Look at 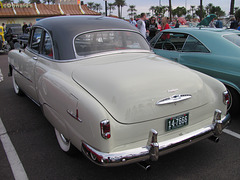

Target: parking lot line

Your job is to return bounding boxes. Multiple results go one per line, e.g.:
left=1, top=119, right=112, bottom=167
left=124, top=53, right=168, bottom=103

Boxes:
left=0, top=68, right=3, bottom=82
left=223, top=129, right=240, bottom=140
left=0, top=118, right=28, bottom=180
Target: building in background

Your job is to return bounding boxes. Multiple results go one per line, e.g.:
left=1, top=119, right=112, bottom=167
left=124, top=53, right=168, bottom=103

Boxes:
left=0, top=2, right=99, bottom=25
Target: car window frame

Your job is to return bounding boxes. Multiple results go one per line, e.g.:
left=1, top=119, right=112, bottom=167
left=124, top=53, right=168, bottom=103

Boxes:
left=27, top=26, right=55, bottom=60
left=30, top=27, right=43, bottom=54
left=41, top=30, right=54, bottom=59
left=181, top=34, right=210, bottom=53
left=153, top=32, right=189, bottom=52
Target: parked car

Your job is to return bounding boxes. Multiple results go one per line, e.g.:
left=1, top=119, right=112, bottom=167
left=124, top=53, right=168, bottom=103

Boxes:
left=150, top=28, right=240, bottom=113
left=0, top=25, right=10, bottom=53
left=4, top=24, right=23, bottom=49
left=8, top=16, right=230, bottom=168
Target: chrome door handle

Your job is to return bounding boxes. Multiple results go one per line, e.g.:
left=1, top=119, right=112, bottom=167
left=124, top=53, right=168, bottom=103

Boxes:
left=33, top=56, right=38, bottom=60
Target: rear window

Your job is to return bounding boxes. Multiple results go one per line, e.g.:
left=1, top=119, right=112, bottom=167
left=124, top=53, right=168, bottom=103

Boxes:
left=74, top=30, right=150, bottom=57
left=223, top=34, right=240, bottom=47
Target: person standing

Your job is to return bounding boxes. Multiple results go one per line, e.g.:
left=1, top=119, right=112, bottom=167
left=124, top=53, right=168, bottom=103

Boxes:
left=215, top=18, right=223, bottom=28
left=22, top=22, right=28, bottom=34
left=230, top=17, right=238, bottom=29
left=161, top=17, right=171, bottom=31
left=137, top=13, right=148, bottom=38
left=146, top=16, right=158, bottom=41
left=129, top=18, right=137, bottom=26
left=175, top=20, right=180, bottom=28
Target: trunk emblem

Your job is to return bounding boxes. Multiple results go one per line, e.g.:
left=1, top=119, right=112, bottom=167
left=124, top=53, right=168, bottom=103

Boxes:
left=167, top=89, right=179, bottom=93
left=156, top=94, right=192, bottom=105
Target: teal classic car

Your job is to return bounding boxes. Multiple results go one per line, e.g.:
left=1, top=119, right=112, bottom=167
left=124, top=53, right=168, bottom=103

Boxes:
left=150, top=28, right=240, bottom=113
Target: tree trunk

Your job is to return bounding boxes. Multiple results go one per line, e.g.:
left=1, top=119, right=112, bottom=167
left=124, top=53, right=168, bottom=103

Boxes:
left=200, top=0, right=203, bottom=21
left=230, top=0, right=235, bottom=15
left=169, top=0, right=172, bottom=22
left=118, top=6, right=121, bottom=18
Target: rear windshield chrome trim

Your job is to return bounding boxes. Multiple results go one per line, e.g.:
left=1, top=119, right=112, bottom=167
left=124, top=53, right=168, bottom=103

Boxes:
left=50, top=50, right=152, bottom=63
left=72, top=29, right=150, bottom=58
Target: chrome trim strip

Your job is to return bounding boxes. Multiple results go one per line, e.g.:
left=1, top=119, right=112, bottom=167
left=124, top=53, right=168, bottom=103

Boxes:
left=156, top=94, right=192, bottom=105
left=72, top=29, right=150, bottom=58
left=12, top=65, right=32, bottom=83
left=82, top=111, right=230, bottom=167
left=66, top=109, right=82, bottom=123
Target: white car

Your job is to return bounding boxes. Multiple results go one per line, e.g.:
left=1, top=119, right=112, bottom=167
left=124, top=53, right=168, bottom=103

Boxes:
left=8, top=16, right=230, bottom=168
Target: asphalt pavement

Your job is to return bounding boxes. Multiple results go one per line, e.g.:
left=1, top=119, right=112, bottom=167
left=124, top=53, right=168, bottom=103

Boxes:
left=0, top=53, right=240, bottom=180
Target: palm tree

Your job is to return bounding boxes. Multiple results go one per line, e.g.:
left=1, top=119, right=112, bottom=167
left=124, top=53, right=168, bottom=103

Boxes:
left=93, top=3, right=102, bottom=13
left=206, top=3, right=213, bottom=14
left=108, top=3, right=116, bottom=15
left=230, top=0, right=235, bottom=15
left=87, top=2, right=95, bottom=10
left=114, top=0, right=126, bottom=18
left=200, top=0, right=203, bottom=20
left=28, top=0, right=41, bottom=3
left=149, top=6, right=155, bottom=16
left=120, top=0, right=127, bottom=18
left=190, top=5, right=195, bottom=17
left=127, top=5, right=137, bottom=18
left=169, top=0, right=172, bottom=22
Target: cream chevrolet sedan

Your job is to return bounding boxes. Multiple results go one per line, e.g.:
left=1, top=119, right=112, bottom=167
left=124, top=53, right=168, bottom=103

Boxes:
left=8, top=16, right=230, bottom=168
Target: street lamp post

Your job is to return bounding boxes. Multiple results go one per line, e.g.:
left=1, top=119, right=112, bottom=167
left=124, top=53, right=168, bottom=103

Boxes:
left=104, top=0, right=108, bottom=16
left=159, top=0, right=161, bottom=6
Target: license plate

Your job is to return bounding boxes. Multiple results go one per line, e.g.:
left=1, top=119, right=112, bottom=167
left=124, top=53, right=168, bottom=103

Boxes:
left=166, top=113, right=189, bottom=131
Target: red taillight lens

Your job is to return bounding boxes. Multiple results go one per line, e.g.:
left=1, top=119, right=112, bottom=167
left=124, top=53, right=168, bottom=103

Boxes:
left=100, top=120, right=111, bottom=139
left=223, top=91, right=230, bottom=105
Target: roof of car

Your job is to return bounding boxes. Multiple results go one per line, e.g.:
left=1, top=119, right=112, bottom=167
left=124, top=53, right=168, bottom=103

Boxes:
left=33, top=16, right=139, bottom=60
left=163, top=27, right=240, bottom=36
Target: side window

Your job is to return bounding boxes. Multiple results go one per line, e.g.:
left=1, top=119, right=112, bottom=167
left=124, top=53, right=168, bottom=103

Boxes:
left=182, top=35, right=210, bottom=53
left=154, top=33, right=188, bottom=51
left=150, top=32, right=162, bottom=47
left=31, top=28, right=42, bottom=52
left=42, top=31, right=53, bottom=59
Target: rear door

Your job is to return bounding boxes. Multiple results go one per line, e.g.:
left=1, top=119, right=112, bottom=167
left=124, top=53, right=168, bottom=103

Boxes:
left=152, top=32, right=188, bottom=62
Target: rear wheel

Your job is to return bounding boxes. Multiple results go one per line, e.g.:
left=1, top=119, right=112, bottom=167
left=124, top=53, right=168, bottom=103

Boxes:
left=227, top=86, right=240, bottom=115
left=12, top=69, right=24, bottom=96
left=54, top=128, right=77, bottom=155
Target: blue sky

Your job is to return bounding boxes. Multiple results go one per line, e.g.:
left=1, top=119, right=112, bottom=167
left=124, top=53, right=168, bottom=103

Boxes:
left=85, top=0, right=240, bottom=17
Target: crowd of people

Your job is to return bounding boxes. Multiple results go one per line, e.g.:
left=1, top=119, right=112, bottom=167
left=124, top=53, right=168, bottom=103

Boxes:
left=131, top=13, right=173, bottom=41
left=129, top=14, right=240, bottom=40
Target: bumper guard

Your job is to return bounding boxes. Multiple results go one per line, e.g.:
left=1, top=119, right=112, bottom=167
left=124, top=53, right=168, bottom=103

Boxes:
left=82, top=109, right=230, bottom=167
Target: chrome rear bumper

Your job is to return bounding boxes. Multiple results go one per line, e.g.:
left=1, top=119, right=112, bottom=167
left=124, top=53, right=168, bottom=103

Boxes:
left=82, top=110, right=231, bottom=167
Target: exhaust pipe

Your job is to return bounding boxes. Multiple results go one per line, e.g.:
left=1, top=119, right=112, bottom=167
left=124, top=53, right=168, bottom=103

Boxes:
left=138, top=161, right=151, bottom=171
left=208, top=135, right=219, bottom=143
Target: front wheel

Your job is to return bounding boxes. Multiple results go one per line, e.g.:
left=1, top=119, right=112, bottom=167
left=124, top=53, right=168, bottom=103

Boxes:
left=12, top=69, right=24, bottom=96
left=54, top=128, right=77, bottom=155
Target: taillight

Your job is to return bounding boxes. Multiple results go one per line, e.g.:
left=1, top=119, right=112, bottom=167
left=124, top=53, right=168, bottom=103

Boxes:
left=100, top=120, right=111, bottom=139
left=223, top=91, right=230, bottom=105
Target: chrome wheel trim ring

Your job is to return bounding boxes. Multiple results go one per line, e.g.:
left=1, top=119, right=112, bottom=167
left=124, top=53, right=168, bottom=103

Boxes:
left=55, top=128, right=71, bottom=152
left=12, top=71, right=20, bottom=94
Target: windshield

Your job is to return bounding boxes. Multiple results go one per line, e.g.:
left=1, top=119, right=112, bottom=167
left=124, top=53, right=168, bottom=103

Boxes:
left=74, top=30, right=150, bottom=56
left=223, top=34, right=240, bottom=47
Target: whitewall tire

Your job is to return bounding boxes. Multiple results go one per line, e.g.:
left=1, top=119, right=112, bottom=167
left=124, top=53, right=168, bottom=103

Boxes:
left=12, top=69, right=23, bottom=96
left=55, top=128, right=77, bottom=155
